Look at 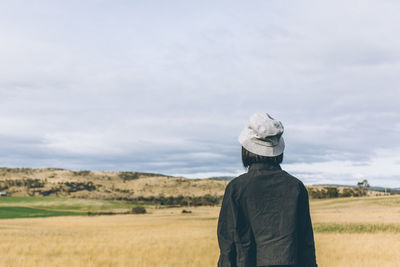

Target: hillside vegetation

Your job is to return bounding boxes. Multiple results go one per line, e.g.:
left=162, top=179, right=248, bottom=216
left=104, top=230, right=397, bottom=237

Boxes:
left=0, top=168, right=227, bottom=202
left=0, top=168, right=388, bottom=204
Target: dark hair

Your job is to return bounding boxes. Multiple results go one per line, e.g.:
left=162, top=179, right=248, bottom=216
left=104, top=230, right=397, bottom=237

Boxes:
left=241, top=146, right=283, bottom=168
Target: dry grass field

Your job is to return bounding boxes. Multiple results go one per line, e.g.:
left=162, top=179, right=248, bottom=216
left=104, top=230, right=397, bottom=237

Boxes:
left=311, top=196, right=400, bottom=267
left=1, top=195, right=400, bottom=267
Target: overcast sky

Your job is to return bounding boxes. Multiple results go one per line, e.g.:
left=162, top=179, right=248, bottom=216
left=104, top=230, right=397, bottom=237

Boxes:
left=1, top=1, right=399, bottom=187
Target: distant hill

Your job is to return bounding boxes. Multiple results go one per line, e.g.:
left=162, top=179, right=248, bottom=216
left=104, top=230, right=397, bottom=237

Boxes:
left=0, top=167, right=228, bottom=200
left=315, top=184, right=400, bottom=194
left=210, top=178, right=400, bottom=194
left=0, top=168, right=397, bottom=201
left=368, top=186, right=400, bottom=194
left=207, top=176, right=236, bottom=181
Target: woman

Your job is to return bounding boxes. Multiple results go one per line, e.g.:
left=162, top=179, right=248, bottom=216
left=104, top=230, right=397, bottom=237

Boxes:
left=217, top=113, right=317, bottom=267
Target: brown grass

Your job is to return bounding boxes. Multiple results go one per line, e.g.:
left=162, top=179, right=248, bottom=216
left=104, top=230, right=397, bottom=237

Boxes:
left=310, top=195, right=400, bottom=224
left=316, top=233, right=400, bottom=267
left=1, top=196, right=400, bottom=266
left=0, top=208, right=221, bottom=267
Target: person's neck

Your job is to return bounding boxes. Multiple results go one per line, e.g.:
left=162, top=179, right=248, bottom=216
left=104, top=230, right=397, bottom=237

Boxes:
left=248, top=162, right=282, bottom=172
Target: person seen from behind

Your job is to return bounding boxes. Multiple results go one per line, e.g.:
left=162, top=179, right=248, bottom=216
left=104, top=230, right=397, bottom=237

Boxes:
left=217, top=112, right=317, bottom=267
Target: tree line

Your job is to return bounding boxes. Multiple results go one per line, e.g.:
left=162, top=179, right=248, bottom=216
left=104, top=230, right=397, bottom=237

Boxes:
left=307, top=180, right=371, bottom=199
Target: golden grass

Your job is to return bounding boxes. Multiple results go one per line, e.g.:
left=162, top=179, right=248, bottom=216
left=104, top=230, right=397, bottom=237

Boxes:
left=1, top=197, right=400, bottom=266
left=310, top=195, right=400, bottom=224
left=0, top=208, right=221, bottom=267
left=315, top=233, right=400, bottom=267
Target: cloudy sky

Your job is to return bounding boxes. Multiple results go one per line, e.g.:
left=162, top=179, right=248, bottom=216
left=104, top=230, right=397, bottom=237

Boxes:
left=1, top=1, right=399, bottom=187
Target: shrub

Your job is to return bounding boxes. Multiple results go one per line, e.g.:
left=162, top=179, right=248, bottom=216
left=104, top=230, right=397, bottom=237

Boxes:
left=326, top=187, right=339, bottom=198
left=182, top=209, right=192, bottom=214
left=63, top=181, right=96, bottom=192
left=131, top=206, right=146, bottom=214
left=308, top=187, right=339, bottom=199
left=119, top=172, right=139, bottom=182
left=72, top=170, right=91, bottom=176
left=0, top=181, right=8, bottom=191
left=340, top=188, right=355, bottom=197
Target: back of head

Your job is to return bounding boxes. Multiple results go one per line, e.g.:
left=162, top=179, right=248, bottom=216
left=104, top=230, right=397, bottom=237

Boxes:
left=239, top=112, right=285, bottom=168
left=241, top=146, right=283, bottom=168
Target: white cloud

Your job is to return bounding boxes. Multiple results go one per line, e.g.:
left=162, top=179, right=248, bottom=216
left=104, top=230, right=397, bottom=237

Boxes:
left=0, top=0, right=399, bottom=186
left=283, top=148, right=400, bottom=187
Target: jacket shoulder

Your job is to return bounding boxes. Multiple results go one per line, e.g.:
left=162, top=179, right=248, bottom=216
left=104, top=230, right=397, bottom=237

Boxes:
left=227, top=171, right=256, bottom=189
left=280, top=170, right=310, bottom=196
left=281, top=170, right=306, bottom=184
left=223, top=172, right=252, bottom=198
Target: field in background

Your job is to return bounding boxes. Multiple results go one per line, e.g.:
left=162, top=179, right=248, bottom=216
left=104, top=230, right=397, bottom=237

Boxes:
left=1, top=196, right=400, bottom=266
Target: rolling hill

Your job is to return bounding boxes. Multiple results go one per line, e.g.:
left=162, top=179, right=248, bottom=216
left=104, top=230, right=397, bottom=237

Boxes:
left=0, top=168, right=228, bottom=200
left=0, top=167, right=393, bottom=201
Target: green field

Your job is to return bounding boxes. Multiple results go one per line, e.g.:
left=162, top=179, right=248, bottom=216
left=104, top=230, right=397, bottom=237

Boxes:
left=0, top=206, right=87, bottom=219
left=0, top=196, right=141, bottom=219
left=313, top=222, right=400, bottom=233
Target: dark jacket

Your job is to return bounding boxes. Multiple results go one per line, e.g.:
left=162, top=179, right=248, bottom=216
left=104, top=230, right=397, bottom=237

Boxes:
left=217, top=163, right=317, bottom=267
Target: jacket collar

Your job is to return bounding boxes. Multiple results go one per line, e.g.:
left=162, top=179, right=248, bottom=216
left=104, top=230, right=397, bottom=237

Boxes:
left=248, top=162, right=282, bottom=172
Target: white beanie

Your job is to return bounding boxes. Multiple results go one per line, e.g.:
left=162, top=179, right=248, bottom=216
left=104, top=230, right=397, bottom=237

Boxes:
left=238, top=112, right=285, bottom=157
